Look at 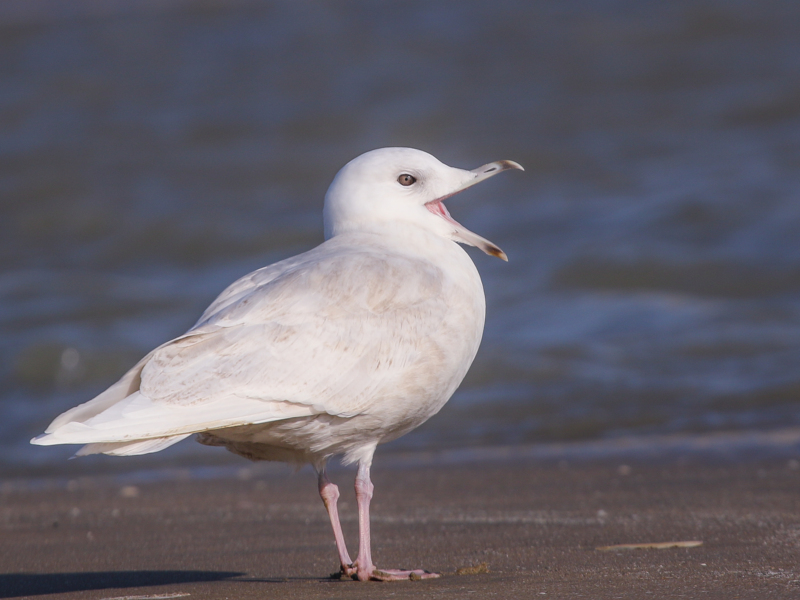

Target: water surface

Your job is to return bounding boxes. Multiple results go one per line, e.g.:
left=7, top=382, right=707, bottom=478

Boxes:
left=2, top=0, right=799, bottom=477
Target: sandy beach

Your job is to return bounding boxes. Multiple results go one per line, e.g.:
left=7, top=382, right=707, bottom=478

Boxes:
left=3, top=447, right=800, bottom=600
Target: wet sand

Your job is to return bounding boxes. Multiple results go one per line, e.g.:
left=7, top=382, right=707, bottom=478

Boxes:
left=3, top=453, right=800, bottom=599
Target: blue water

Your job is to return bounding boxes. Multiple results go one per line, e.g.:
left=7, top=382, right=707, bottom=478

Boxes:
left=2, top=0, right=800, bottom=477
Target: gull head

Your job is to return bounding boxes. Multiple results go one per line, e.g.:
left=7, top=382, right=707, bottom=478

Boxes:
left=323, top=147, right=523, bottom=261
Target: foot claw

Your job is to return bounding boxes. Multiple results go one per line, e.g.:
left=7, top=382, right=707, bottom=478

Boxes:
left=331, top=564, right=357, bottom=580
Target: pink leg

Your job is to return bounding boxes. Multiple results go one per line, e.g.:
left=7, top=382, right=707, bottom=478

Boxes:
left=353, top=460, right=440, bottom=582
left=317, top=468, right=355, bottom=577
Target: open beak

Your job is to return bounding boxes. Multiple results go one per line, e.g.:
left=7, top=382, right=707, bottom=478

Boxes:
left=425, top=160, right=523, bottom=261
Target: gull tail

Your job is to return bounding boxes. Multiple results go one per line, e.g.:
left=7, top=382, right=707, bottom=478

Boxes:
left=72, top=435, right=192, bottom=457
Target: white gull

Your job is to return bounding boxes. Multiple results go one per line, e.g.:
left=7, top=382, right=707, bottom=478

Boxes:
left=32, top=147, right=522, bottom=581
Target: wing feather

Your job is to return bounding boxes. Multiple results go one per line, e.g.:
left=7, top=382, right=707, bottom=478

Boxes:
left=141, top=250, right=450, bottom=416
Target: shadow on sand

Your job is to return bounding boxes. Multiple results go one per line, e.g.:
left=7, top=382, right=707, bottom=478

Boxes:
left=0, top=570, right=244, bottom=598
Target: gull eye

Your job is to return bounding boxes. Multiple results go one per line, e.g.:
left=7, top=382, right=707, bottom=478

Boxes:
left=397, top=173, right=417, bottom=187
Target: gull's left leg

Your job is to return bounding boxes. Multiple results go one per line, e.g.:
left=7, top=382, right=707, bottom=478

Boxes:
left=317, top=466, right=356, bottom=577
left=353, top=456, right=440, bottom=582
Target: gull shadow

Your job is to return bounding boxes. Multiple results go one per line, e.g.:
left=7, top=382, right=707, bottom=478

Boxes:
left=0, top=570, right=244, bottom=598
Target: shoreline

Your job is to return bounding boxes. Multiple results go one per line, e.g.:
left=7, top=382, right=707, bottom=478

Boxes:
left=7, top=425, right=800, bottom=490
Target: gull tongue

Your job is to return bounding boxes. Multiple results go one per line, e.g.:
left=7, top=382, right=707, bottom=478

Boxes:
left=428, top=200, right=508, bottom=261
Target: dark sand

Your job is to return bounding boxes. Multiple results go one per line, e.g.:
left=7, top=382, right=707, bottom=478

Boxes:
left=3, top=455, right=800, bottom=600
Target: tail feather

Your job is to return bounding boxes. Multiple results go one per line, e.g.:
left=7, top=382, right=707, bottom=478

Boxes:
left=74, top=434, right=191, bottom=457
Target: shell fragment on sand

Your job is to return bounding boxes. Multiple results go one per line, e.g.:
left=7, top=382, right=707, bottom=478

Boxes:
left=596, top=540, right=703, bottom=551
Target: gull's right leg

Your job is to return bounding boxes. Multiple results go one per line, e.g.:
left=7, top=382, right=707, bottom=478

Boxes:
left=317, top=467, right=356, bottom=577
left=352, top=458, right=439, bottom=581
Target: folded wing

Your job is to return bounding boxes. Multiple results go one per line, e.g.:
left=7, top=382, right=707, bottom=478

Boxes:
left=32, top=245, right=450, bottom=450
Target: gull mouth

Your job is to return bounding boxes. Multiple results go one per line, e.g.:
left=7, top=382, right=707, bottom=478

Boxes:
left=425, top=198, right=508, bottom=261
left=425, top=159, right=523, bottom=261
